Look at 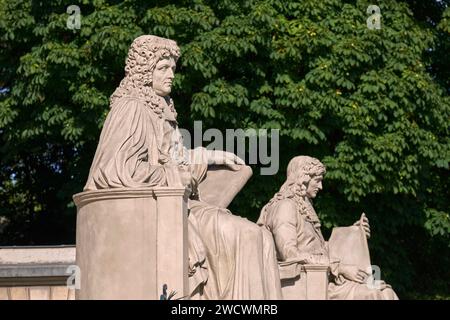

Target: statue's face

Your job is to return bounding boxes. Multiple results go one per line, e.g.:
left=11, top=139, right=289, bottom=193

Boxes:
left=152, top=56, right=176, bottom=96
left=306, top=175, right=323, bottom=199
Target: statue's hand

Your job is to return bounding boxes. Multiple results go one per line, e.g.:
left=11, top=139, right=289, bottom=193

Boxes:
left=208, top=150, right=245, bottom=166
left=353, top=213, right=371, bottom=239
left=177, top=166, right=192, bottom=186
left=339, top=264, right=369, bottom=283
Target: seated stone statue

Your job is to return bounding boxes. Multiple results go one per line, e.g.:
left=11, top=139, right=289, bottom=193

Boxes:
left=257, top=156, right=398, bottom=300
left=84, top=35, right=282, bottom=299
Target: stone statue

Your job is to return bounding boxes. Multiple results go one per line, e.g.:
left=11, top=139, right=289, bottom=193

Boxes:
left=84, top=35, right=282, bottom=299
left=257, top=156, right=398, bottom=300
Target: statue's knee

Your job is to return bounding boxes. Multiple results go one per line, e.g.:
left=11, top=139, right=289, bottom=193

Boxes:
left=382, top=288, right=399, bottom=300
left=261, top=228, right=275, bottom=244
left=240, top=221, right=264, bottom=241
left=219, top=215, right=261, bottom=242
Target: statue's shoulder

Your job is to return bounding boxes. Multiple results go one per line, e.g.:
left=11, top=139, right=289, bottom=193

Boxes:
left=273, top=198, right=297, bottom=211
left=269, top=198, right=298, bottom=224
left=110, top=87, right=145, bottom=107
left=109, top=86, right=164, bottom=119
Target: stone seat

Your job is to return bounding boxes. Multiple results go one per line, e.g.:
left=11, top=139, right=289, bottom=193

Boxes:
left=279, top=261, right=329, bottom=300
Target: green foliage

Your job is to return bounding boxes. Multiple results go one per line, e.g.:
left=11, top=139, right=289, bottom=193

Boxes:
left=0, top=0, right=449, bottom=299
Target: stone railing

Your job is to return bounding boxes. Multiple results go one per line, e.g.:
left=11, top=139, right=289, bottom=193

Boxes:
left=0, top=245, right=76, bottom=300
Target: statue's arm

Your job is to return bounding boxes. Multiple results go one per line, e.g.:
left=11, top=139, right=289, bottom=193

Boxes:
left=270, top=200, right=303, bottom=261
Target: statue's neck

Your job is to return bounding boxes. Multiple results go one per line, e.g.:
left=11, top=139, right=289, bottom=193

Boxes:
left=295, top=195, right=321, bottom=226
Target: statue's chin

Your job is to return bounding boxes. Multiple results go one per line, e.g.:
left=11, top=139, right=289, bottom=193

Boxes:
left=307, top=193, right=317, bottom=199
left=154, top=89, right=171, bottom=97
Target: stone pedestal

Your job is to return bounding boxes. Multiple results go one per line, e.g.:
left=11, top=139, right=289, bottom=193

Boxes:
left=153, top=188, right=189, bottom=299
left=279, top=263, right=329, bottom=300
left=303, top=265, right=329, bottom=300
left=73, top=187, right=189, bottom=300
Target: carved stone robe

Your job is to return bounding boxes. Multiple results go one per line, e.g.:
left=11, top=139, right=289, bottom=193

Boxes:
left=84, top=89, right=282, bottom=300
left=258, top=196, right=398, bottom=300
